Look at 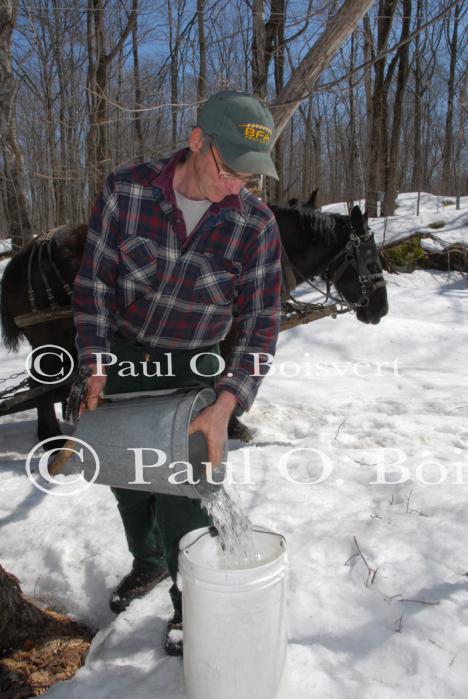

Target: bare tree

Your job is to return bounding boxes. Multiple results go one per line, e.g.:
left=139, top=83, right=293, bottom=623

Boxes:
left=0, top=0, right=32, bottom=249
left=3, top=0, right=466, bottom=231
left=166, top=0, right=188, bottom=148
left=441, top=0, right=462, bottom=191
left=197, top=0, right=207, bottom=120
left=345, top=29, right=363, bottom=206
left=382, top=0, right=412, bottom=216
left=132, top=11, right=145, bottom=161
left=271, top=0, right=376, bottom=136
left=364, top=0, right=398, bottom=217
left=86, top=0, right=137, bottom=205
left=251, top=0, right=286, bottom=99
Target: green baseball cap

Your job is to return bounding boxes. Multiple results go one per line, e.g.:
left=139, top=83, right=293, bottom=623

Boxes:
left=198, top=90, right=278, bottom=180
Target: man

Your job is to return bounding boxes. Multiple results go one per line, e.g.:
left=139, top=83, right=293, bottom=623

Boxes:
left=73, top=90, right=282, bottom=654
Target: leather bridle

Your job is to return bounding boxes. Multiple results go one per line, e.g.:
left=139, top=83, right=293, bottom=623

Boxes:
left=324, top=226, right=386, bottom=309
left=285, top=224, right=386, bottom=313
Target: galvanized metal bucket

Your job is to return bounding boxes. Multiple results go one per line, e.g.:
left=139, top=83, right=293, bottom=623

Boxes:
left=59, top=387, right=227, bottom=499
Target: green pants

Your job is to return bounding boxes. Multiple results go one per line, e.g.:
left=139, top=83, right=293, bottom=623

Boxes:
left=110, top=488, right=212, bottom=581
left=106, top=335, right=220, bottom=582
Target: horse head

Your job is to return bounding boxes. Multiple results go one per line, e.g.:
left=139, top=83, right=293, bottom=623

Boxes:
left=327, top=206, right=388, bottom=324
left=52, top=223, right=87, bottom=279
left=273, top=202, right=388, bottom=325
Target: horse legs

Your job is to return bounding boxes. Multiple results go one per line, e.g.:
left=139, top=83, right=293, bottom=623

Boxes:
left=28, top=346, right=70, bottom=448
left=36, top=392, right=62, bottom=443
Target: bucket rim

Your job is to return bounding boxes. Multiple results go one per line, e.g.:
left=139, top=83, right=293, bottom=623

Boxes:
left=171, top=388, right=227, bottom=499
left=179, top=525, right=287, bottom=579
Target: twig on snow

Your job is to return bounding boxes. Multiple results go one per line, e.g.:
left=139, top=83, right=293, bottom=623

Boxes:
left=334, top=417, right=346, bottom=440
left=345, top=537, right=378, bottom=586
left=394, top=614, right=404, bottom=632
left=384, top=593, right=403, bottom=603
left=399, top=598, right=440, bottom=606
left=405, top=490, right=427, bottom=517
left=384, top=591, right=439, bottom=606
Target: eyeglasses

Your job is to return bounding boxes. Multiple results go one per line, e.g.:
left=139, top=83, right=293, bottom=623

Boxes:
left=209, top=144, right=261, bottom=186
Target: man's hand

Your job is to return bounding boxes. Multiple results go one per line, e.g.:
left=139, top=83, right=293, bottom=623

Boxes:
left=79, top=364, right=107, bottom=415
left=188, top=390, right=237, bottom=468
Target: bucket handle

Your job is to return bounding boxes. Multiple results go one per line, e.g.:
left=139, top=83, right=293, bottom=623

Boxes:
left=182, top=524, right=286, bottom=555
left=182, top=525, right=219, bottom=553
left=250, top=525, right=287, bottom=549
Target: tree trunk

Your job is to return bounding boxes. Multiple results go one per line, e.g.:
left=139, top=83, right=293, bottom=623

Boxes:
left=382, top=0, right=412, bottom=216
left=53, top=0, right=67, bottom=224
left=0, top=564, right=54, bottom=650
left=168, top=0, right=178, bottom=146
left=272, top=0, right=285, bottom=200
left=347, top=30, right=361, bottom=206
left=132, top=12, right=145, bottom=162
left=365, top=0, right=398, bottom=217
left=313, top=114, right=322, bottom=199
left=43, top=50, right=59, bottom=227
left=86, top=0, right=137, bottom=206
left=410, top=0, right=423, bottom=191
left=441, top=1, right=461, bottom=192
left=0, top=0, right=32, bottom=250
left=251, top=0, right=267, bottom=97
left=116, top=45, right=125, bottom=163
left=299, top=98, right=312, bottom=199
left=0, top=562, right=93, bottom=697
left=94, top=9, right=111, bottom=197
left=454, top=62, right=466, bottom=200
left=197, top=0, right=206, bottom=121
left=251, top=0, right=286, bottom=100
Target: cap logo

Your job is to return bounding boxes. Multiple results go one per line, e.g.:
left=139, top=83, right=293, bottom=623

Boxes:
left=238, top=123, right=272, bottom=144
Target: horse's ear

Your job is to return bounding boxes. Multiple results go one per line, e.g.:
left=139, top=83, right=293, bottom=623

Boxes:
left=350, top=205, right=362, bottom=224
left=351, top=205, right=369, bottom=236
left=305, top=188, right=319, bottom=209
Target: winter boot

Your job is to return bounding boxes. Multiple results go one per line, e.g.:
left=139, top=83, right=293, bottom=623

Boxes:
left=110, top=560, right=169, bottom=614
left=164, top=584, right=183, bottom=656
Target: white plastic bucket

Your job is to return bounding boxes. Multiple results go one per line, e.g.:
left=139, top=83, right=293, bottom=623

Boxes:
left=178, top=526, right=288, bottom=699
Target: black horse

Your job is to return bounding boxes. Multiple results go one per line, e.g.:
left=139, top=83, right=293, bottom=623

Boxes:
left=0, top=204, right=388, bottom=444
left=273, top=204, right=388, bottom=325
left=1, top=224, right=87, bottom=443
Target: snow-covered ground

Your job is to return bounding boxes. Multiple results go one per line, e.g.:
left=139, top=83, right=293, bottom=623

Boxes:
left=0, top=238, right=11, bottom=255
left=0, top=193, right=467, bottom=698
left=323, top=191, right=468, bottom=248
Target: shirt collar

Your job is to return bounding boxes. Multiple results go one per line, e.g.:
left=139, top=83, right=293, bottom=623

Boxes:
left=151, top=147, right=246, bottom=217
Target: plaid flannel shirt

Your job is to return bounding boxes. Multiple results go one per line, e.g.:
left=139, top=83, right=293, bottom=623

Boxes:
left=72, top=148, right=282, bottom=410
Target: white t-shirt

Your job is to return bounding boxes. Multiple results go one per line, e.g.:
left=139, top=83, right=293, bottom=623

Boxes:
left=174, top=190, right=211, bottom=236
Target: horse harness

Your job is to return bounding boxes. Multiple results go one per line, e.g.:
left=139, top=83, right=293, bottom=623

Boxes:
left=14, top=236, right=74, bottom=328
left=284, top=224, right=386, bottom=313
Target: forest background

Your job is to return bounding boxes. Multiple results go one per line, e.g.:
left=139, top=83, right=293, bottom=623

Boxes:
left=0, top=0, right=466, bottom=249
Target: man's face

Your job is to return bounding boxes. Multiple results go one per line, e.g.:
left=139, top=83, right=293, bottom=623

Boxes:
left=189, top=129, right=258, bottom=202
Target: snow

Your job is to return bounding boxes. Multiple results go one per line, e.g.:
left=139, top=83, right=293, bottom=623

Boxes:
left=323, top=192, right=468, bottom=248
left=1, top=195, right=467, bottom=698
left=420, top=238, right=446, bottom=253
left=0, top=238, right=12, bottom=255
